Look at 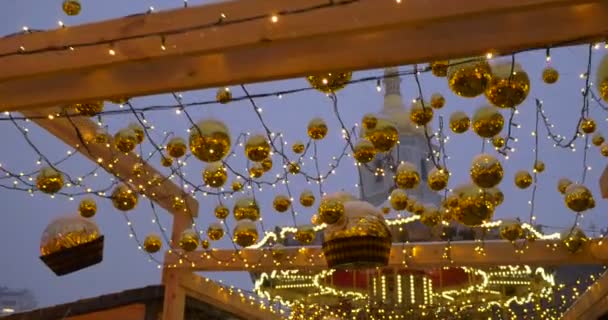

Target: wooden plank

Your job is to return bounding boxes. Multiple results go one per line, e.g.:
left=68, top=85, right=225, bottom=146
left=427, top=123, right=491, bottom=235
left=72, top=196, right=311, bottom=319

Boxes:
left=161, top=213, right=191, bottom=320
left=563, top=271, right=608, bottom=320
left=66, top=304, right=146, bottom=320
left=0, top=0, right=606, bottom=111
left=164, top=240, right=608, bottom=272
left=21, top=107, right=198, bottom=216
left=600, top=165, right=608, bottom=198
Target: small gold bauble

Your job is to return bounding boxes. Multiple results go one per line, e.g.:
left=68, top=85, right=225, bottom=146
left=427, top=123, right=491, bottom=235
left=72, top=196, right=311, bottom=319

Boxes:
left=500, top=220, right=524, bottom=241
left=485, top=63, right=530, bottom=108
left=430, top=93, right=446, bottom=109
left=492, top=136, right=505, bottom=149
left=179, top=229, right=199, bottom=252
left=143, top=234, right=162, bottom=253
left=362, top=114, right=378, bottom=129
left=201, top=240, right=210, bottom=250
left=486, top=187, right=504, bottom=207
left=299, top=190, right=315, bottom=207
left=288, top=162, right=301, bottom=174
left=557, top=178, right=572, bottom=194
left=172, top=196, right=186, bottom=212
left=114, top=129, right=138, bottom=153
left=294, top=226, right=316, bottom=245
left=160, top=155, right=173, bottom=167
left=249, top=164, right=264, bottom=178
left=592, top=133, right=605, bottom=146
left=78, top=198, right=97, bottom=218
left=189, top=119, right=231, bottom=162
left=389, top=189, right=408, bottom=211
left=74, top=101, right=103, bottom=116
left=216, top=87, right=232, bottom=104
left=514, top=170, right=533, bottom=189
left=420, top=205, right=441, bottom=227
left=36, top=167, right=64, bottom=194
left=406, top=200, right=416, bottom=213
left=306, top=72, right=352, bottom=93
left=231, top=180, right=243, bottom=192
left=430, top=61, right=449, bottom=77
left=395, top=162, right=420, bottom=189
left=580, top=118, right=596, bottom=134
left=128, top=123, right=145, bottom=144
left=233, top=220, right=259, bottom=247
left=444, top=193, right=460, bottom=209
left=363, top=119, right=399, bottom=152
left=447, top=58, right=492, bottom=98
left=233, top=197, right=260, bottom=221
left=207, top=222, right=225, bottom=241
left=562, top=228, right=588, bottom=253
left=410, top=100, right=434, bottom=126
left=449, top=111, right=470, bottom=134
left=472, top=106, right=504, bottom=138
left=62, top=0, right=81, bottom=15
left=564, top=184, right=594, bottom=212
left=470, top=153, right=503, bottom=188
left=273, top=195, right=291, bottom=213
left=245, top=134, right=271, bottom=162
left=381, top=207, right=391, bottom=215
left=601, top=143, right=608, bottom=157
left=533, top=160, right=545, bottom=173
left=261, top=158, right=273, bottom=172
left=311, top=214, right=321, bottom=226
left=353, top=140, right=376, bottom=164
left=428, top=168, right=449, bottom=191
left=600, top=79, right=608, bottom=102
left=93, top=129, right=111, bottom=145
left=412, top=202, right=425, bottom=215
left=292, top=141, right=305, bottom=154
left=318, top=198, right=345, bottom=224
left=167, top=137, right=187, bottom=158
left=307, top=118, right=328, bottom=140
left=111, top=184, right=138, bottom=211
left=203, top=162, right=228, bottom=188
left=542, top=67, right=559, bottom=84
left=214, top=204, right=229, bottom=219
left=452, top=185, right=495, bottom=226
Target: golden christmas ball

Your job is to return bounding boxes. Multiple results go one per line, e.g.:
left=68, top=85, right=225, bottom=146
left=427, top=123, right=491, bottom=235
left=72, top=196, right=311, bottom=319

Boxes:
left=452, top=185, right=495, bottom=226
left=470, top=153, right=503, bottom=188
left=485, top=62, right=530, bottom=108
left=299, top=190, right=315, bottom=207
left=412, top=202, right=425, bottom=215
left=410, top=100, right=434, bottom=126
left=492, top=136, right=505, bottom=149
left=233, top=197, right=260, bottom=221
left=160, top=155, right=173, bottom=167
left=261, top=158, right=273, bottom=172
left=580, top=118, right=596, bottom=134
left=564, top=183, right=595, bottom=212
left=381, top=207, right=391, bottom=215
left=311, top=214, right=321, bottom=225
left=36, top=167, right=64, bottom=194
left=353, top=140, right=376, bottom=164
left=114, top=128, right=138, bottom=153
left=143, top=234, right=162, bottom=253
left=307, top=118, right=328, bottom=140
left=292, top=141, right=305, bottom=154
left=62, top=0, right=81, bottom=15
left=561, top=228, right=588, bottom=253
left=167, top=137, right=187, bottom=158
left=592, top=133, right=605, bottom=146
left=533, top=160, right=545, bottom=173
left=444, top=193, right=460, bottom=209
left=472, top=105, right=504, bottom=138
left=363, top=119, right=399, bottom=152
left=486, top=187, right=504, bottom=207
left=78, top=198, right=97, bottom=218
left=420, top=205, right=441, bottom=227
left=557, top=178, right=572, bottom=194
left=233, top=219, right=258, bottom=247
left=542, top=67, right=559, bottom=84
left=273, top=195, right=291, bottom=213
left=601, top=143, right=608, bottom=157
left=430, top=93, right=446, bottom=109
left=189, top=119, right=231, bottom=162
left=207, top=222, right=225, bottom=241
left=295, top=225, right=316, bottom=245
left=203, top=162, right=228, bottom=188
left=500, top=220, right=524, bottom=241
left=389, top=189, right=408, bottom=211
left=216, top=87, right=232, bottom=104
left=93, top=129, right=111, bottom=145
left=179, top=229, right=199, bottom=252
left=249, top=164, right=264, bottom=178
left=288, top=162, right=301, bottom=174
left=514, top=170, right=533, bottom=189
left=449, top=111, right=470, bottom=134
left=128, top=123, right=145, bottom=144
left=428, top=167, right=449, bottom=191
left=231, top=180, right=243, bottom=192
left=447, top=58, right=492, bottom=98
left=245, top=134, right=271, bottom=162
left=40, top=216, right=100, bottom=256
left=430, top=61, right=449, bottom=77
left=306, top=72, right=352, bottom=93
left=395, top=162, right=420, bottom=189
left=172, top=196, right=186, bottom=212
left=318, top=198, right=345, bottom=224
left=201, top=240, right=210, bottom=250
left=74, top=101, right=103, bottom=116
left=596, top=55, right=608, bottom=102
left=111, top=184, right=138, bottom=211
left=214, top=204, right=229, bottom=219
left=109, top=97, right=130, bottom=105
left=362, top=114, right=378, bottom=130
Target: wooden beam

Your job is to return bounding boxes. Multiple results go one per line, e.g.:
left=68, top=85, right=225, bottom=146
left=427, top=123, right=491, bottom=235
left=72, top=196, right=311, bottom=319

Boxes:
left=21, top=108, right=198, bottom=216
left=66, top=304, right=146, bottom=320
left=164, top=240, right=608, bottom=272
left=563, top=271, right=608, bottom=320
left=600, top=165, right=608, bottom=198
left=161, top=212, right=191, bottom=320
left=1, top=0, right=607, bottom=111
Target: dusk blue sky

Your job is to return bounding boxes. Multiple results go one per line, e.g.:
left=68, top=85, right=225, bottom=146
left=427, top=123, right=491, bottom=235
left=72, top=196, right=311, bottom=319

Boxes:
left=1, top=0, right=606, bottom=309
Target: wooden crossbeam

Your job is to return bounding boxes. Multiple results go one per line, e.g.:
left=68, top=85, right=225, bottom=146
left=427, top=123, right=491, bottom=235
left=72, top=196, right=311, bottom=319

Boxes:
left=164, top=240, right=608, bottom=272
left=563, top=271, right=608, bottom=320
left=1, top=0, right=607, bottom=111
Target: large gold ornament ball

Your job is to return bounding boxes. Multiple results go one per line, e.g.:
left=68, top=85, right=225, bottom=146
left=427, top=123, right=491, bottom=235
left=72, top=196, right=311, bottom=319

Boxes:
left=128, top=123, right=145, bottom=144
left=273, top=195, right=292, bottom=213
left=472, top=105, right=504, bottom=138
left=189, top=119, right=231, bottom=162
left=203, top=162, right=228, bottom=188
left=78, top=198, right=97, bottom=218
left=485, top=62, right=530, bottom=108
left=592, top=133, right=605, bottom=146
left=288, top=162, right=301, bottom=174
left=233, top=219, right=258, bottom=247
left=580, top=118, right=596, bottom=134
left=557, top=178, right=572, bottom=194
left=207, top=222, right=225, bottom=241
left=533, top=160, right=545, bottom=173
left=430, top=61, right=449, bottom=77
left=449, top=111, right=470, bottom=134
left=167, top=137, right=187, bottom=158
left=62, top=0, right=81, bottom=15
left=36, top=167, right=64, bottom=194
left=353, top=140, right=376, bottom=164
left=389, top=189, right=408, bottom=211
left=40, top=216, right=100, bottom=256
left=114, top=129, right=138, bottom=153
left=292, top=141, right=305, bottom=154
left=214, top=204, right=229, bottom=219
left=420, top=205, right=441, bottom=227
left=430, top=93, right=446, bottom=109
left=143, top=234, right=162, bottom=253
left=395, top=162, right=420, bottom=189
left=428, top=167, right=449, bottom=191
left=249, top=164, right=264, bottom=178
left=562, top=228, right=588, bottom=253
left=245, top=134, right=271, bottom=162
left=261, top=158, right=273, bottom=172
left=307, top=118, right=328, bottom=140
left=295, top=225, right=316, bottom=245
left=233, top=197, right=260, bottom=221
left=486, top=187, right=504, bottom=207
left=363, top=119, right=399, bottom=152
left=514, top=170, right=533, bottom=189
left=601, top=143, right=608, bottom=157
left=564, top=183, right=595, bottom=212
left=452, top=185, right=495, bottom=226
left=492, top=136, right=505, bottom=149
left=542, top=67, right=559, bottom=84
left=410, top=100, right=434, bottom=126
left=500, top=220, right=524, bottom=241
left=306, top=72, right=352, bottom=93
left=447, top=58, right=492, bottom=98
left=111, top=184, right=138, bottom=211
left=216, top=87, right=232, bottom=104
left=299, top=190, right=315, bottom=207
left=74, top=101, right=103, bottom=116
left=362, top=114, right=378, bottom=130
left=470, top=154, right=503, bottom=188
left=318, top=198, right=345, bottom=224
left=179, top=229, right=199, bottom=252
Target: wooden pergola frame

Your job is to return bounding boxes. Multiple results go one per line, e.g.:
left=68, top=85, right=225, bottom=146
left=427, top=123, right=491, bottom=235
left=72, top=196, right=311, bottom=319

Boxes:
left=3, top=0, right=608, bottom=319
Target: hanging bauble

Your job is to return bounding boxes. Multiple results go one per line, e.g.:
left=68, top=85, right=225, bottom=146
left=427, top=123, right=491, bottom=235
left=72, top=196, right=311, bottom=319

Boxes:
left=430, top=93, right=445, bottom=109
left=410, top=99, right=434, bottom=126
left=444, top=193, right=460, bottom=209
left=389, top=189, right=408, bottom=211
left=428, top=167, right=449, bottom=191
left=472, top=105, right=504, bottom=138
left=353, top=140, right=376, bottom=164
left=245, top=134, right=271, bottom=162
left=381, top=207, right=391, bottom=215
left=109, top=97, right=130, bottom=105
left=447, top=57, right=492, bottom=98
left=430, top=61, right=449, bottom=77
left=470, top=154, right=503, bottom=188
left=261, top=158, right=273, bottom=172
left=62, top=0, right=81, bottom=15
left=160, top=155, right=173, bottom=167
left=273, top=195, right=291, bottom=213
left=271, top=243, right=286, bottom=260
left=514, top=170, right=533, bottom=189
left=36, top=167, right=64, bottom=194
left=93, top=129, right=111, bottom=145
left=167, top=137, right=187, bottom=158
left=395, top=162, right=420, bottom=189
left=216, top=87, right=232, bottom=104
left=420, top=205, right=441, bottom=227
left=592, top=133, right=605, bottom=146
left=557, top=178, right=572, bottom=194
left=143, top=234, right=162, bottom=253
left=318, top=198, right=345, bottom=224
left=74, top=101, right=103, bottom=116
left=492, top=136, right=505, bottom=148
left=231, top=180, right=243, bottom=192
left=172, top=196, right=186, bottom=212
left=179, top=229, right=199, bottom=252
left=300, top=190, right=315, bottom=207
left=111, top=184, right=138, bottom=211
left=363, top=119, right=399, bottom=152
left=311, top=214, right=321, bottom=225
left=295, top=225, right=316, bottom=245
left=249, top=163, right=264, bottom=178
left=201, top=240, right=210, bottom=250
left=533, top=160, right=545, bottom=173
left=128, top=123, right=145, bottom=144
left=601, top=79, right=608, bottom=103
left=207, top=222, right=225, bottom=241
left=78, top=198, right=97, bottom=218
left=564, top=183, right=595, bottom=212
left=362, top=114, right=378, bottom=129
left=486, top=187, right=504, bottom=207
left=595, top=54, right=608, bottom=102
left=214, top=204, right=229, bottom=219
left=114, top=128, right=138, bottom=153
left=440, top=207, right=453, bottom=222
left=500, top=220, right=524, bottom=241
left=189, top=119, right=231, bottom=162
left=306, top=72, right=352, bottom=93
left=203, top=162, right=227, bottom=188
left=307, top=118, right=328, bottom=140
left=452, top=184, right=495, bottom=226
left=561, top=228, right=588, bottom=253
left=292, top=141, right=305, bottom=154
left=449, top=111, right=470, bottom=134
left=485, top=62, right=530, bottom=108
left=405, top=200, right=416, bottom=213
left=412, top=202, right=425, bottom=215
left=288, top=162, right=300, bottom=174
left=233, top=197, right=260, bottom=221
left=601, top=143, right=608, bottom=157
left=542, top=67, right=559, bottom=84
left=580, top=118, right=596, bottom=134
